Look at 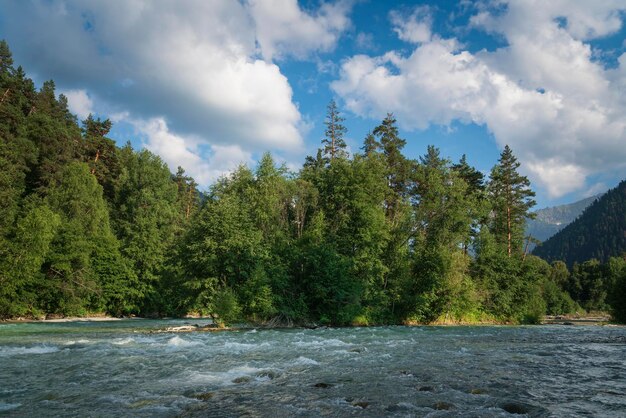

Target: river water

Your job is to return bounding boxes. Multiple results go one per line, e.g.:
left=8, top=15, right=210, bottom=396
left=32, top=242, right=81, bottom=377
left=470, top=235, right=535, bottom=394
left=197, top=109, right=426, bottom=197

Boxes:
left=0, top=320, right=625, bottom=417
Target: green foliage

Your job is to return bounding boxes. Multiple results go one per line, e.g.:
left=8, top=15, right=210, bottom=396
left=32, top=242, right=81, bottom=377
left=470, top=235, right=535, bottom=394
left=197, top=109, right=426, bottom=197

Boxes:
left=533, top=180, right=626, bottom=266
left=567, top=259, right=609, bottom=311
left=112, top=147, right=178, bottom=313
left=39, top=163, right=105, bottom=314
left=212, top=287, right=242, bottom=327
left=488, top=145, right=536, bottom=257
left=4, top=40, right=623, bottom=325
left=322, top=99, right=348, bottom=160
left=608, top=257, right=626, bottom=322
left=0, top=201, right=60, bottom=317
left=296, top=239, right=359, bottom=325
left=542, top=279, right=576, bottom=315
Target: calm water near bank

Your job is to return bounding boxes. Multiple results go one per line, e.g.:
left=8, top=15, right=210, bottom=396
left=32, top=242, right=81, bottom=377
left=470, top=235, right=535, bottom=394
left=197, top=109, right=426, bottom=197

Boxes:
left=1, top=320, right=625, bottom=417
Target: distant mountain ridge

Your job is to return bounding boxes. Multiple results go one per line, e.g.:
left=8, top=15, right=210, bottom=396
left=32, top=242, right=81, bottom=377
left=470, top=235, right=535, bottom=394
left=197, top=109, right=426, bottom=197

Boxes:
left=532, top=181, right=626, bottom=266
left=526, top=194, right=601, bottom=245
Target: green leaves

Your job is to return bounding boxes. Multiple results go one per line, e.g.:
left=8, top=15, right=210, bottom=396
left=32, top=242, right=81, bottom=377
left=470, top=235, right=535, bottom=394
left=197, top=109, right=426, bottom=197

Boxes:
left=3, top=38, right=619, bottom=324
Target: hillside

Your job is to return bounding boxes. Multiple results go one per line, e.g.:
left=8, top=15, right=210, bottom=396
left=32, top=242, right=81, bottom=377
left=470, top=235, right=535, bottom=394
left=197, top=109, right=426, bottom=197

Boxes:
left=533, top=181, right=626, bottom=266
left=526, top=194, right=600, bottom=246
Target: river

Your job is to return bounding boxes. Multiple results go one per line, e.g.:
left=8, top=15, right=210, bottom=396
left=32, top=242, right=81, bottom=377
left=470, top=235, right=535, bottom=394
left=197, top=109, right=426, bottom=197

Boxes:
left=0, top=320, right=625, bottom=417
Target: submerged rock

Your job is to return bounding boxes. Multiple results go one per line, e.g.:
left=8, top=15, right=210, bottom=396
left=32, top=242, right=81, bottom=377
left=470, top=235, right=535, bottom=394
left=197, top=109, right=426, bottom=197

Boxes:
left=418, top=385, right=434, bottom=392
left=232, top=376, right=251, bottom=384
left=352, top=401, right=369, bottom=409
left=313, top=382, right=333, bottom=388
left=434, top=401, right=455, bottom=410
left=470, top=388, right=487, bottom=395
left=256, top=370, right=279, bottom=380
left=500, top=401, right=530, bottom=414
left=191, top=392, right=214, bottom=401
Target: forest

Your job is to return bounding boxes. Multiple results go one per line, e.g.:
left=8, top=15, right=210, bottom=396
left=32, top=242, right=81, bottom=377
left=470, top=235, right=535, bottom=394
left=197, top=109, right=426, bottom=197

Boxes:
left=2, top=40, right=626, bottom=325
left=533, top=180, right=626, bottom=267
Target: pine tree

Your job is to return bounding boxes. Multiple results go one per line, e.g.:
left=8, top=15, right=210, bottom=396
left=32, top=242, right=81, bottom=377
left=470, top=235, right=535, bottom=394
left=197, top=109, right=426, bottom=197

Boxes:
left=372, top=113, right=410, bottom=222
left=362, top=131, right=380, bottom=156
left=322, top=99, right=347, bottom=161
left=488, top=145, right=536, bottom=257
left=81, top=114, right=119, bottom=200
left=452, top=154, right=485, bottom=196
left=173, top=166, right=199, bottom=223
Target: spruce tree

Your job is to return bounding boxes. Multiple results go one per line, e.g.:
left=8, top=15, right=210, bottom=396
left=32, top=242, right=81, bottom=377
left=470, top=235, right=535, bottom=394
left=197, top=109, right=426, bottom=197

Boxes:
left=488, top=145, right=536, bottom=257
left=362, top=131, right=380, bottom=156
left=322, top=99, right=347, bottom=161
left=372, top=113, right=410, bottom=222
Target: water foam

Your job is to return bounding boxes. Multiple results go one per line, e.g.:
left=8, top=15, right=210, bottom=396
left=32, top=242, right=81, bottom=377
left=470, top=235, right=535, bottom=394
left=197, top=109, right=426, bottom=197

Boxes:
left=64, top=339, right=91, bottom=346
left=112, top=337, right=135, bottom=345
left=290, top=356, right=320, bottom=366
left=0, top=345, right=59, bottom=356
left=221, top=341, right=271, bottom=352
left=293, top=338, right=350, bottom=348
left=167, top=336, right=201, bottom=348
left=0, top=402, right=21, bottom=412
left=184, top=364, right=270, bottom=386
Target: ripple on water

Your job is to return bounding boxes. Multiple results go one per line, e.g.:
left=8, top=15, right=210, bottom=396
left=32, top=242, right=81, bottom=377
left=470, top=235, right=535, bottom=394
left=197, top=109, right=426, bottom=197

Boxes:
left=0, top=345, right=59, bottom=356
left=292, top=338, right=350, bottom=348
left=2, top=322, right=626, bottom=417
left=0, top=402, right=21, bottom=412
left=180, top=364, right=281, bottom=388
left=167, top=336, right=201, bottom=348
left=289, top=356, right=320, bottom=366
left=221, top=341, right=272, bottom=352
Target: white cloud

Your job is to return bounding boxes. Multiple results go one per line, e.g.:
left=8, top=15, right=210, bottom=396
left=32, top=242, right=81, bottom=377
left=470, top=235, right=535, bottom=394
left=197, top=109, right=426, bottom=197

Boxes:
left=61, top=89, right=93, bottom=120
left=131, top=116, right=252, bottom=187
left=355, top=32, right=375, bottom=50
left=390, top=5, right=432, bottom=44
left=333, top=1, right=626, bottom=198
left=583, top=182, right=608, bottom=198
left=247, top=0, right=352, bottom=60
left=2, top=0, right=353, bottom=165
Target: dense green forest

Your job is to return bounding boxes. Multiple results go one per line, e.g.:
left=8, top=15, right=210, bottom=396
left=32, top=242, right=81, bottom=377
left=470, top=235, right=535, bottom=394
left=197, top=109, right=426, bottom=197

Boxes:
left=533, top=181, right=626, bottom=266
left=1, top=40, right=625, bottom=324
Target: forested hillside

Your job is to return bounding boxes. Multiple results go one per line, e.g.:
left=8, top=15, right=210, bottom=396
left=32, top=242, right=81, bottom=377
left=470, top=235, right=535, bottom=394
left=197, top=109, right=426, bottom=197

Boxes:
left=526, top=194, right=600, bottom=247
left=3, top=40, right=625, bottom=324
left=533, top=181, right=626, bottom=266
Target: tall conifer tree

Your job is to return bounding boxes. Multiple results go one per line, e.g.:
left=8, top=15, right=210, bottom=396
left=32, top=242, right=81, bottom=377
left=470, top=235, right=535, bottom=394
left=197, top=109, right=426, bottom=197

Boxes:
left=488, top=145, right=536, bottom=257
left=322, top=99, right=347, bottom=161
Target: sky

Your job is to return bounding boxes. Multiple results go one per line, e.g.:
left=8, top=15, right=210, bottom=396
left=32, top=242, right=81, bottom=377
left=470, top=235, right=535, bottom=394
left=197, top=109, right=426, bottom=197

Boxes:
left=1, top=0, right=626, bottom=209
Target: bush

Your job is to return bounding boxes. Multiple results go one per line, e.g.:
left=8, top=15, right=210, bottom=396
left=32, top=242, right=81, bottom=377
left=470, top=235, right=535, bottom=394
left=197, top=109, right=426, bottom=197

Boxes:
left=212, top=287, right=242, bottom=327
left=609, top=268, right=626, bottom=323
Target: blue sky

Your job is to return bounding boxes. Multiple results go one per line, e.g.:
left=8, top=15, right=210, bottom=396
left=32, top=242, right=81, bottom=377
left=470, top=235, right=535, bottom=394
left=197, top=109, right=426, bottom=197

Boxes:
left=1, top=0, right=626, bottom=209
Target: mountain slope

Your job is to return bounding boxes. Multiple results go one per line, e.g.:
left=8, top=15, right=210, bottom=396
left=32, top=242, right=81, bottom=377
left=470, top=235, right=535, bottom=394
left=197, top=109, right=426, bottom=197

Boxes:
left=532, top=181, right=626, bottom=266
left=526, top=194, right=600, bottom=244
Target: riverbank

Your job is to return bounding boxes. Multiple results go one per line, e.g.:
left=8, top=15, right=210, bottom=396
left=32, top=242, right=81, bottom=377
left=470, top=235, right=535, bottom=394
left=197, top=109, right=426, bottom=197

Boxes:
left=1, top=314, right=130, bottom=323
left=541, top=314, right=612, bottom=326
left=2, top=313, right=620, bottom=327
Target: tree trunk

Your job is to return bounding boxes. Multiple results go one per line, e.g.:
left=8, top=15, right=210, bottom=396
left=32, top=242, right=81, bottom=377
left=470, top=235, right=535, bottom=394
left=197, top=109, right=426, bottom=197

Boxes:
left=522, top=236, right=530, bottom=261
left=0, top=88, right=9, bottom=104
left=330, top=123, right=335, bottom=160
left=507, top=204, right=511, bottom=257
left=185, top=186, right=194, bottom=219
left=90, top=149, right=100, bottom=175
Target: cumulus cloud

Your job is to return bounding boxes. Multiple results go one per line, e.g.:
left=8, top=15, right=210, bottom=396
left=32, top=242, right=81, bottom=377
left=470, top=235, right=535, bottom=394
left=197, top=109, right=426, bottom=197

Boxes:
left=61, top=89, right=94, bottom=120
left=1, top=0, right=352, bottom=176
left=247, top=0, right=352, bottom=60
left=390, top=5, right=432, bottom=44
left=333, top=1, right=626, bottom=198
left=131, top=117, right=253, bottom=186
